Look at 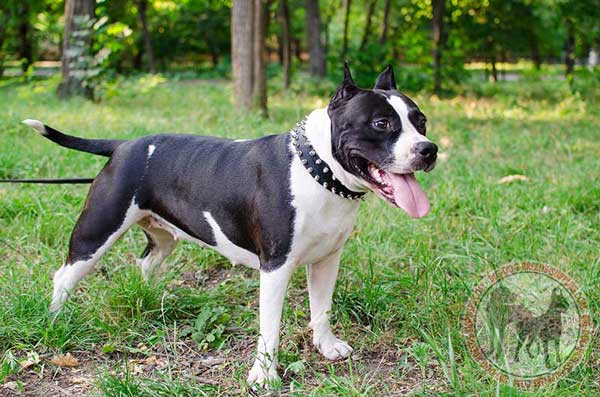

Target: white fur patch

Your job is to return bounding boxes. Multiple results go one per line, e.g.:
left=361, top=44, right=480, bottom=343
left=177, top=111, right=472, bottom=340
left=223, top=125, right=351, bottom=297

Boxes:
left=288, top=109, right=361, bottom=266
left=147, top=144, right=156, bottom=158
left=386, top=96, right=431, bottom=173
left=22, top=119, right=46, bottom=135
left=203, top=211, right=260, bottom=269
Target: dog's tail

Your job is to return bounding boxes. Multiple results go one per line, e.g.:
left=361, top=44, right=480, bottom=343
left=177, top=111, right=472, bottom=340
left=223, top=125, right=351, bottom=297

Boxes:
left=22, top=119, right=126, bottom=157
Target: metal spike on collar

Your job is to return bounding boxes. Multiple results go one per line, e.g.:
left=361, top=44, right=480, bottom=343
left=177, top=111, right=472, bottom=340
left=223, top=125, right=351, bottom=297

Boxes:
left=289, top=117, right=365, bottom=202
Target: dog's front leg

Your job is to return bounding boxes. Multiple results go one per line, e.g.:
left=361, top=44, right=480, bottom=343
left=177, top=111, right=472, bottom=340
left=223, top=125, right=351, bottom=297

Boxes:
left=307, top=250, right=353, bottom=360
left=247, top=264, right=294, bottom=386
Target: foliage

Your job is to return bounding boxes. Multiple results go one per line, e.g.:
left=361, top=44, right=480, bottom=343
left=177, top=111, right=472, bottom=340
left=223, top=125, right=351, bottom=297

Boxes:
left=186, top=306, right=231, bottom=350
left=1, top=0, right=599, bottom=89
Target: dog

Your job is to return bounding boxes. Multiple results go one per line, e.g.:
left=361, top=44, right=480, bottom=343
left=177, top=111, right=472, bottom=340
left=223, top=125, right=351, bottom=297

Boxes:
left=512, top=287, right=570, bottom=367
left=21, top=64, right=437, bottom=385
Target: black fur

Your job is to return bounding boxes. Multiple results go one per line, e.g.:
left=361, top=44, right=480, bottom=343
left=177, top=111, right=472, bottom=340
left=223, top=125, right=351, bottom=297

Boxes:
left=62, top=132, right=295, bottom=271
left=41, top=124, right=125, bottom=157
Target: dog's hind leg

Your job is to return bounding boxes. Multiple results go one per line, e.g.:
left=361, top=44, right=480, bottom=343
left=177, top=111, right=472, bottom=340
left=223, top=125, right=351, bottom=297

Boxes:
left=136, top=222, right=177, bottom=281
left=51, top=184, right=143, bottom=312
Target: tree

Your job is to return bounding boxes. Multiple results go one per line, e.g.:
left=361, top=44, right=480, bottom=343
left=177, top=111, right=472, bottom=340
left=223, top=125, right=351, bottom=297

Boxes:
left=432, top=0, right=446, bottom=94
left=231, top=0, right=268, bottom=114
left=359, top=0, right=377, bottom=52
left=135, top=0, right=155, bottom=73
left=278, top=0, right=291, bottom=88
left=305, top=0, right=326, bottom=77
left=565, top=16, right=575, bottom=77
left=341, top=0, right=352, bottom=60
left=17, top=2, right=33, bottom=72
left=379, top=0, right=391, bottom=45
left=58, top=0, right=96, bottom=99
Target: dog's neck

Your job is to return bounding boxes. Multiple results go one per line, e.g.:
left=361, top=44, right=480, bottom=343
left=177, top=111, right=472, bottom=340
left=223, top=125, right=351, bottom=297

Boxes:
left=303, top=108, right=369, bottom=193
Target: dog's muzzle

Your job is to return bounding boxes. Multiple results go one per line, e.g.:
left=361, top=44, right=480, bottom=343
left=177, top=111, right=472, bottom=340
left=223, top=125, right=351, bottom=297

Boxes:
left=413, top=141, right=438, bottom=172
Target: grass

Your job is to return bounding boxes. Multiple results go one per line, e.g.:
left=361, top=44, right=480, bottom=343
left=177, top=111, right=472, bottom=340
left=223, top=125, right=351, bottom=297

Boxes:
left=0, top=72, right=599, bottom=396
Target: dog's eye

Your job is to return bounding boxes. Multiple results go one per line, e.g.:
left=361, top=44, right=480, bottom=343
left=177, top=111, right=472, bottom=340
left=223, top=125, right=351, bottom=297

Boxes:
left=418, top=118, right=427, bottom=135
left=373, top=119, right=390, bottom=130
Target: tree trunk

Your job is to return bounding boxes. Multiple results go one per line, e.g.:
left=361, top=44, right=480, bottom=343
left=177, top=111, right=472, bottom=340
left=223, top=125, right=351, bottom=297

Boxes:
left=0, top=14, right=7, bottom=78
left=341, top=0, right=351, bottom=60
left=232, top=0, right=254, bottom=110
left=565, top=18, right=575, bottom=77
left=490, top=54, right=498, bottom=82
left=379, top=0, right=391, bottom=45
left=278, top=0, right=291, bottom=88
left=252, top=0, right=268, bottom=115
left=231, top=0, right=268, bottom=114
left=305, top=0, right=326, bottom=77
left=136, top=0, right=156, bottom=73
left=209, top=46, right=219, bottom=67
left=432, top=0, right=446, bottom=94
left=17, top=3, right=33, bottom=72
left=529, top=34, right=541, bottom=70
left=359, top=0, right=376, bottom=52
left=58, top=0, right=96, bottom=99
left=589, top=44, right=599, bottom=69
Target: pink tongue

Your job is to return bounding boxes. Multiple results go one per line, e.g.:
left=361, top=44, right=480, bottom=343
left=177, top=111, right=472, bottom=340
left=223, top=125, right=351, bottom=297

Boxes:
left=388, top=173, right=430, bottom=218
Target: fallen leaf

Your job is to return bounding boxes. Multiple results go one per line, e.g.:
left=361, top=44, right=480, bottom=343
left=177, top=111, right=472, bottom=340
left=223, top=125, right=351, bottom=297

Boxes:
left=3, top=381, right=19, bottom=391
left=497, top=174, right=530, bottom=184
left=50, top=353, right=80, bottom=367
left=19, top=351, right=40, bottom=370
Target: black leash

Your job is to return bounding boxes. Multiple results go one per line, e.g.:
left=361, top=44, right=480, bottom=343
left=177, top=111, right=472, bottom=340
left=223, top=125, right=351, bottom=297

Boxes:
left=0, top=178, right=94, bottom=184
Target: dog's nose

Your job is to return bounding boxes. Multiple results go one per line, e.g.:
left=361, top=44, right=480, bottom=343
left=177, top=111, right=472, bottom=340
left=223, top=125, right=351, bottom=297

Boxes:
left=415, top=141, right=438, bottom=160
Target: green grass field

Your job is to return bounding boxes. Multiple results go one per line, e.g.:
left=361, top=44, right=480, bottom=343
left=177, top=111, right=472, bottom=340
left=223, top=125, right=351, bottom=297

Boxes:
left=0, top=74, right=599, bottom=396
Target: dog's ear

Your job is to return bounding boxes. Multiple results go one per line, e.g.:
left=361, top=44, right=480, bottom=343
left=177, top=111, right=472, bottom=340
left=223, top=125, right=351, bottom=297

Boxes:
left=374, top=64, right=397, bottom=90
left=331, top=62, right=360, bottom=103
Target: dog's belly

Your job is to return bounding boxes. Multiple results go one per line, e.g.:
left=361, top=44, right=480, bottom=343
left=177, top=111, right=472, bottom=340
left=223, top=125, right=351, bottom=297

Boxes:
left=138, top=211, right=260, bottom=269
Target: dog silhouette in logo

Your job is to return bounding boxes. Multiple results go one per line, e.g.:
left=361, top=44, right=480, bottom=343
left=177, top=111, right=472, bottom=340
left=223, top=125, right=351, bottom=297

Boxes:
left=485, top=284, right=517, bottom=359
left=512, top=287, right=570, bottom=367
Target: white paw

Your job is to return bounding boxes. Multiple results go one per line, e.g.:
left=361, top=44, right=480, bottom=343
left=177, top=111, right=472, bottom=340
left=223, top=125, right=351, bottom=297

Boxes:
left=247, top=359, right=279, bottom=387
left=314, top=333, right=353, bottom=361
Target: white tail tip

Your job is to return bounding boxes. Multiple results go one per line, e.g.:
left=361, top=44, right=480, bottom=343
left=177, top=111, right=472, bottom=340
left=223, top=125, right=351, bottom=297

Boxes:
left=22, top=119, right=47, bottom=135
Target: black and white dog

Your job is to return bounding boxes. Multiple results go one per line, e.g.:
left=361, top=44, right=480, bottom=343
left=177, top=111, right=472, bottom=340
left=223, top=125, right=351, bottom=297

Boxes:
left=22, top=64, right=437, bottom=385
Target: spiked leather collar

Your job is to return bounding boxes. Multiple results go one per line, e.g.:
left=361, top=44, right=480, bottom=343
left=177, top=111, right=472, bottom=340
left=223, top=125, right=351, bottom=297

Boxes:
left=289, top=119, right=366, bottom=201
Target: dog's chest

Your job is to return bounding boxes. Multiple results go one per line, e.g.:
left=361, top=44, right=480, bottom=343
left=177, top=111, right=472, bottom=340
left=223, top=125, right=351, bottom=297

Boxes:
left=288, top=156, right=360, bottom=265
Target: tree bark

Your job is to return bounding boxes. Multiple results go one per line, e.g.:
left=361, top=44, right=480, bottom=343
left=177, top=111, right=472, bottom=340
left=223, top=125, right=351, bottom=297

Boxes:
left=278, top=0, right=291, bottom=88
left=231, top=0, right=268, bottom=114
left=232, top=0, right=254, bottom=110
left=341, top=0, right=352, bottom=60
left=565, top=18, right=575, bottom=77
left=58, top=0, right=96, bottom=99
left=305, top=0, right=326, bottom=77
left=490, top=54, right=498, bottom=82
left=359, top=0, right=376, bottom=52
left=529, top=34, right=541, bottom=70
left=17, top=3, right=33, bottom=72
left=252, top=0, right=268, bottom=115
left=0, top=12, right=8, bottom=78
left=136, top=0, right=156, bottom=73
left=432, top=0, right=446, bottom=94
left=379, top=0, right=391, bottom=45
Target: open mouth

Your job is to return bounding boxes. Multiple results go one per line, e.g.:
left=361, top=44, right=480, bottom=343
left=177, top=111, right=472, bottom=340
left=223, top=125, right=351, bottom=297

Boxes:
left=368, top=163, right=430, bottom=218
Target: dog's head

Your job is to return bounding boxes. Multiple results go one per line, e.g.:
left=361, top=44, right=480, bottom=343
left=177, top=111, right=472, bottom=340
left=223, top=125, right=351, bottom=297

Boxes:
left=327, top=64, right=437, bottom=218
